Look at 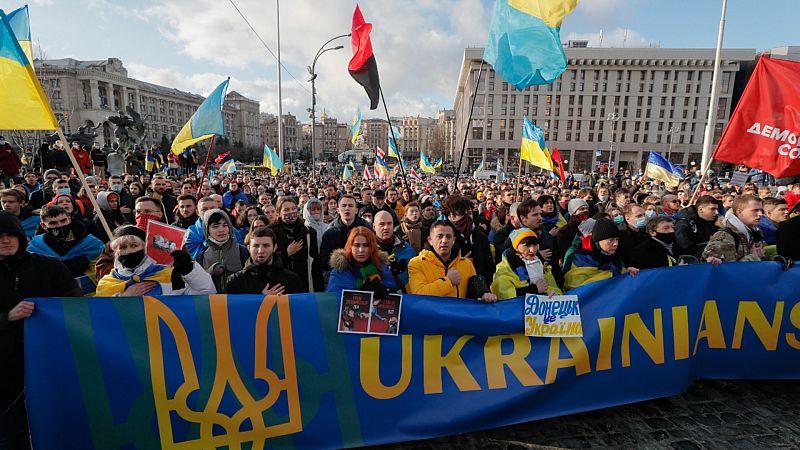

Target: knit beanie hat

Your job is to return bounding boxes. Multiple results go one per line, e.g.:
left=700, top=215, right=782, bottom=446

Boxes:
left=568, top=198, right=589, bottom=216
left=510, top=228, right=539, bottom=249
left=113, top=224, right=146, bottom=242
left=591, top=218, right=621, bottom=243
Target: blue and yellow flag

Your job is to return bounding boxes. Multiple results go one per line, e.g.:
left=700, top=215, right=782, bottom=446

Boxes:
left=171, top=78, right=229, bottom=155
left=262, top=144, right=283, bottom=176
left=484, top=0, right=578, bottom=90
left=644, top=151, right=683, bottom=187
left=521, top=116, right=553, bottom=171
left=387, top=125, right=402, bottom=158
left=350, top=108, right=362, bottom=144
left=219, top=159, right=237, bottom=175
left=433, top=157, right=442, bottom=169
left=0, top=9, right=57, bottom=130
left=375, top=155, right=391, bottom=177
left=420, top=152, right=436, bottom=174
left=342, top=163, right=354, bottom=181
left=7, top=5, right=32, bottom=70
left=476, top=159, right=485, bottom=172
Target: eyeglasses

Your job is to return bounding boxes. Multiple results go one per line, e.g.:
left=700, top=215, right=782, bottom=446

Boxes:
left=136, top=208, right=159, bottom=214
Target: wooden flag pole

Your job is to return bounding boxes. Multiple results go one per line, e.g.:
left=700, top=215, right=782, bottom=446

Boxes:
left=195, top=136, right=216, bottom=198
left=516, top=158, right=524, bottom=202
left=55, top=129, right=114, bottom=241
left=688, top=161, right=713, bottom=206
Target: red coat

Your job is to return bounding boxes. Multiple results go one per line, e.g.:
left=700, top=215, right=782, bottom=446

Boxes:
left=72, top=147, right=92, bottom=174
left=0, top=144, right=21, bottom=176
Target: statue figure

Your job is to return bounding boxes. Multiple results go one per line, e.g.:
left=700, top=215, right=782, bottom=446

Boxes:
left=107, top=106, right=147, bottom=153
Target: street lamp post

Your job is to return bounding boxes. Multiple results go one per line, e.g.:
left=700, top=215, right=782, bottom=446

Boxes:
left=605, top=111, right=620, bottom=178
left=308, top=34, right=350, bottom=179
left=666, top=125, right=675, bottom=161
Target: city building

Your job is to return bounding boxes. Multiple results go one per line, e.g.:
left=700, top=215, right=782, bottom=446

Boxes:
left=453, top=45, right=756, bottom=173
left=11, top=57, right=259, bottom=150
left=437, top=109, right=457, bottom=161
left=300, top=112, right=351, bottom=163
left=396, top=116, right=437, bottom=162
left=260, top=112, right=302, bottom=162
left=361, top=118, right=390, bottom=154
left=225, top=91, right=261, bottom=149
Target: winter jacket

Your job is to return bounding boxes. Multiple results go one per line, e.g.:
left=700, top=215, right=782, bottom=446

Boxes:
left=225, top=256, right=303, bottom=295
left=326, top=249, right=400, bottom=294
left=777, top=215, right=800, bottom=261
left=407, top=248, right=476, bottom=298
left=27, top=221, right=105, bottom=294
left=492, top=223, right=515, bottom=264
left=758, top=216, right=779, bottom=246
left=702, top=223, right=761, bottom=263
left=269, top=219, right=321, bottom=292
left=71, top=147, right=92, bottom=174
left=377, top=236, right=417, bottom=287
left=222, top=189, right=249, bottom=210
left=95, top=257, right=215, bottom=297
left=491, top=249, right=561, bottom=300
left=0, top=211, right=81, bottom=399
left=618, top=223, right=649, bottom=268
left=185, top=217, right=244, bottom=259
left=316, top=216, right=372, bottom=272
left=674, top=206, right=719, bottom=258
left=0, top=144, right=21, bottom=176
left=627, top=237, right=675, bottom=270
left=454, top=224, right=494, bottom=284
left=564, top=245, right=626, bottom=291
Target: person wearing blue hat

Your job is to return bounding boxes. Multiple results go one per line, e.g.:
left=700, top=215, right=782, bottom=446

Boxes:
left=491, top=228, right=561, bottom=300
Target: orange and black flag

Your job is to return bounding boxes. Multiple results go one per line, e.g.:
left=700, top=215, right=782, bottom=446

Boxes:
left=348, top=5, right=380, bottom=110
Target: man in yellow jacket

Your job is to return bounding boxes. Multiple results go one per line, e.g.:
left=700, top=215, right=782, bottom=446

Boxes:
left=407, top=220, right=497, bottom=302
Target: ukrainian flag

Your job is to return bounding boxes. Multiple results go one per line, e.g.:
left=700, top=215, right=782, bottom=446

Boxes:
left=433, top=157, right=442, bottom=169
left=0, top=9, right=57, bottom=130
left=375, top=155, right=391, bottom=177
left=7, top=6, right=32, bottom=70
left=220, top=159, right=237, bottom=175
left=520, top=116, right=553, bottom=171
left=644, top=151, right=683, bottom=187
left=171, top=78, right=229, bottom=155
left=387, top=125, right=402, bottom=158
left=342, top=162, right=354, bottom=181
left=262, top=144, right=283, bottom=175
left=420, top=152, right=436, bottom=174
left=484, top=0, right=578, bottom=90
left=351, top=108, right=362, bottom=144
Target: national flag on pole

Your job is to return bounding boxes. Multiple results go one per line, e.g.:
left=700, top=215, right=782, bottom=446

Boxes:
left=342, top=164, right=354, bottom=181
left=376, top=146, right=386, bottom=159
left=350, top=108, right=362, bottom=144
left=387, top=137, right=400, bottom=159
left=219, top=159, right=237, bottom=175
left=214, top=151, right=231, bottom=164
left=550, top=147, right=566, bottom=182
left=476, top=159, right=485, bottom=172
left=433, top=158, right=442, bottom=169
left=644, top=151, right=683, bottom=187
left=0, top=9, right=58, bottom=130
left=262, top=144, right=283, bottom=175
left=7, top=6, right=32, bottom=71
left=409, top=167, right=421, bottom=180
left=484, top=0, right=577, bottom=90
left=375, top=155, right=391, bottom=178
left=420, top=152, right=436, bottom=174
left=712, top=57, right=800, bottom=178
left=348, top=5, right=380, bottom=110
left=521, top=116, right=554, bottom=171
left=363, top=165, right=372, bottom=179
left=171, top=78, right=229, bottom=155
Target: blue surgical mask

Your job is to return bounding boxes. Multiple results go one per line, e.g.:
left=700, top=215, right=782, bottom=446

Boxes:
left=613, top=215, right=624, bottom=224
left=635, top=218, right=647, bottom=229
left=645, top=210, right=657, bottom=219
left=57, top=188, right=71, bottom=195
left=110, top=184, right=123, bottom=193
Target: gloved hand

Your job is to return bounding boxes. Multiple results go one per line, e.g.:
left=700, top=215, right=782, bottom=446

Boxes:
left=171, top=249, right=194, bottom=276
left=772, top=255, right=794, bottom=271
left=361, top=277, right=391, bottom=298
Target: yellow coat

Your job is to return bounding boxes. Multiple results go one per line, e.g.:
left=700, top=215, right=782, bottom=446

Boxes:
left=490, top=253, right=562, bottom=300
left=406, top=249, right=476, bottom=298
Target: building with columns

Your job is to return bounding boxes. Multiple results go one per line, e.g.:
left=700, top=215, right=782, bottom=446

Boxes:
left=453, top=45, right=756, bottom=174
left=300, top=113, right=351, bottom=163
left=27, top=58, right=258, bottom=149
left=260, top=113, right=302, bottom=162
left=437, top=109, right=456, bottom=161
left=361, top=118, right=390, bottom=154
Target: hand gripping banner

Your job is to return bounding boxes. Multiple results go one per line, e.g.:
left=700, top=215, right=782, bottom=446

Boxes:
left=25, top=262, right=800, bottom=449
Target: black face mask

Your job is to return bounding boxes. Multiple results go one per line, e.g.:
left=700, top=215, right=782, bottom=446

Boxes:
left=655, top=232, right=675, bottom=244
left=47, top=224, right=71, bottom=241
left=118, top=249, right=145, bottom=269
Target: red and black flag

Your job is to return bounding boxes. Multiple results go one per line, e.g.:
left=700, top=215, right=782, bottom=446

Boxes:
left=348, top=5, right=380, bottom=110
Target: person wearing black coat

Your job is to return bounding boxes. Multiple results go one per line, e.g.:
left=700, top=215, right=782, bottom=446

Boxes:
left=777, top=215, right=800, bottom=261
left=443, top=194, right=495, bottom=283
left=617, top=204, right=650, bottom=267
left=674, top=196, right=721, bottom=258
left=0, top=211, right=81, bottom=449
left=316, top=195, right=372, bottom=273
left=269, top=197, right=321, bottom=292
left=225, top=227, right=302, bottom=294
left=628, top=216, right=677, bottom=270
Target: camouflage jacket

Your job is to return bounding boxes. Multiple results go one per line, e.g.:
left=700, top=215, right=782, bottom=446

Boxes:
left=701, top=225, right=761, bottom=263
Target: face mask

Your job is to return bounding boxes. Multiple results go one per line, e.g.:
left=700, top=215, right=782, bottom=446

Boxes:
left=655, top=232, right=675, bottom=244
left=118, top=249, right=145, bottom=269
left=613, top=215, right=624, bottom=224
left=598, top=195, right=609, bottom=202
left=47, top=224, right=71, bottom=241
left=645, top=210, right=657, bottom=219
left=136, top=213, right=161, bottom=231
left=57, top=188, right=71, bottom=195
left=572, top=211, right=589, bottom=222
left=110, top=184, right=123, bottom=193
left=635, top=218, right=647, bottom=229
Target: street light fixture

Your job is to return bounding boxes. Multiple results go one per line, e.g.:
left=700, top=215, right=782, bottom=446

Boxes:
left=666, top=125, right=675, bottom=162
left=309, top=34, right=349, bottom=179
left=605, top=111, right=620, bottom=178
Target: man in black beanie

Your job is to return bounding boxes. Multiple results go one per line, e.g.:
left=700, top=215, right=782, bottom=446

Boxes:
left=0, top=211, right=81, bottom=449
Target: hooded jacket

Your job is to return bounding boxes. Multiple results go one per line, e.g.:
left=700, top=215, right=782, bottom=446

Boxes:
left=197, top=209, right=249, bottom=293
left=564, top=241, right=627, bottom=291
left=674, top=205, right=719, bottom=258
left=93, top=191, right=128, bottom=240
left=28, top=219, right=105, bottom=293
left=0, top=212, right=81, bottom=398
left=269, top=216, right=320, bottom=292
left=225, top=255, right=303, bottom=295
left=95, top=255, right=216, bottom=297
left=303, top=197, right=330, bottom=251
left=491, top=248, right=561, bottom=300
left=326, top=248, right=399, bottom=294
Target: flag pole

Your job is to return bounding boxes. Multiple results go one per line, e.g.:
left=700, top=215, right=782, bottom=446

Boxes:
left=276, top=0, right=284, bottom=162
left=195, top=136, right=216, bottom=198
left=55, top=129, right=113, bottom=241
left=379, top=87, right=413, bottom=200
left=700, top=0, right=728, bottom=174
left=453, top=59, right=485, bottom=193
left=688, top=156, right=714, bottom=206
left=516, top=157, right=524, bottom=202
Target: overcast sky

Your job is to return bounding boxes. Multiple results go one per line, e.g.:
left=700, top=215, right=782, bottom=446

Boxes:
left=17, top=0, right=800, bottom=121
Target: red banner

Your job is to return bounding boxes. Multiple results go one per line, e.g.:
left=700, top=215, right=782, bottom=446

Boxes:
left=550, top=147, right=566, bottom=182
left=713, top=57, right=800, bottom=178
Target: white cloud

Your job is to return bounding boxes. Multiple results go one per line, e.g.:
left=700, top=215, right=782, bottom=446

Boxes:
left=135, top=0, right=490, bottom=120
left=566, top=28, right=652, bottom=48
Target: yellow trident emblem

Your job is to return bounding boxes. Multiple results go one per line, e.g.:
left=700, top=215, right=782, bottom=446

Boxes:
left=143, top=294, right=302, bottom=450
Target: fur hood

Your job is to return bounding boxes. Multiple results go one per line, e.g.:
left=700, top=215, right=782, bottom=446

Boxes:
left=329, top=248, right=389, bottom=272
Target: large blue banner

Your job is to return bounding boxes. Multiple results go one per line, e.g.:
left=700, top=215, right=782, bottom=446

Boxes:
left=25, top=262, right=800, bottom=449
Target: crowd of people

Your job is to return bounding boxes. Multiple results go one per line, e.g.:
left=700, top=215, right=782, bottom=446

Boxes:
left=1, top=137, right=800, bottom=447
